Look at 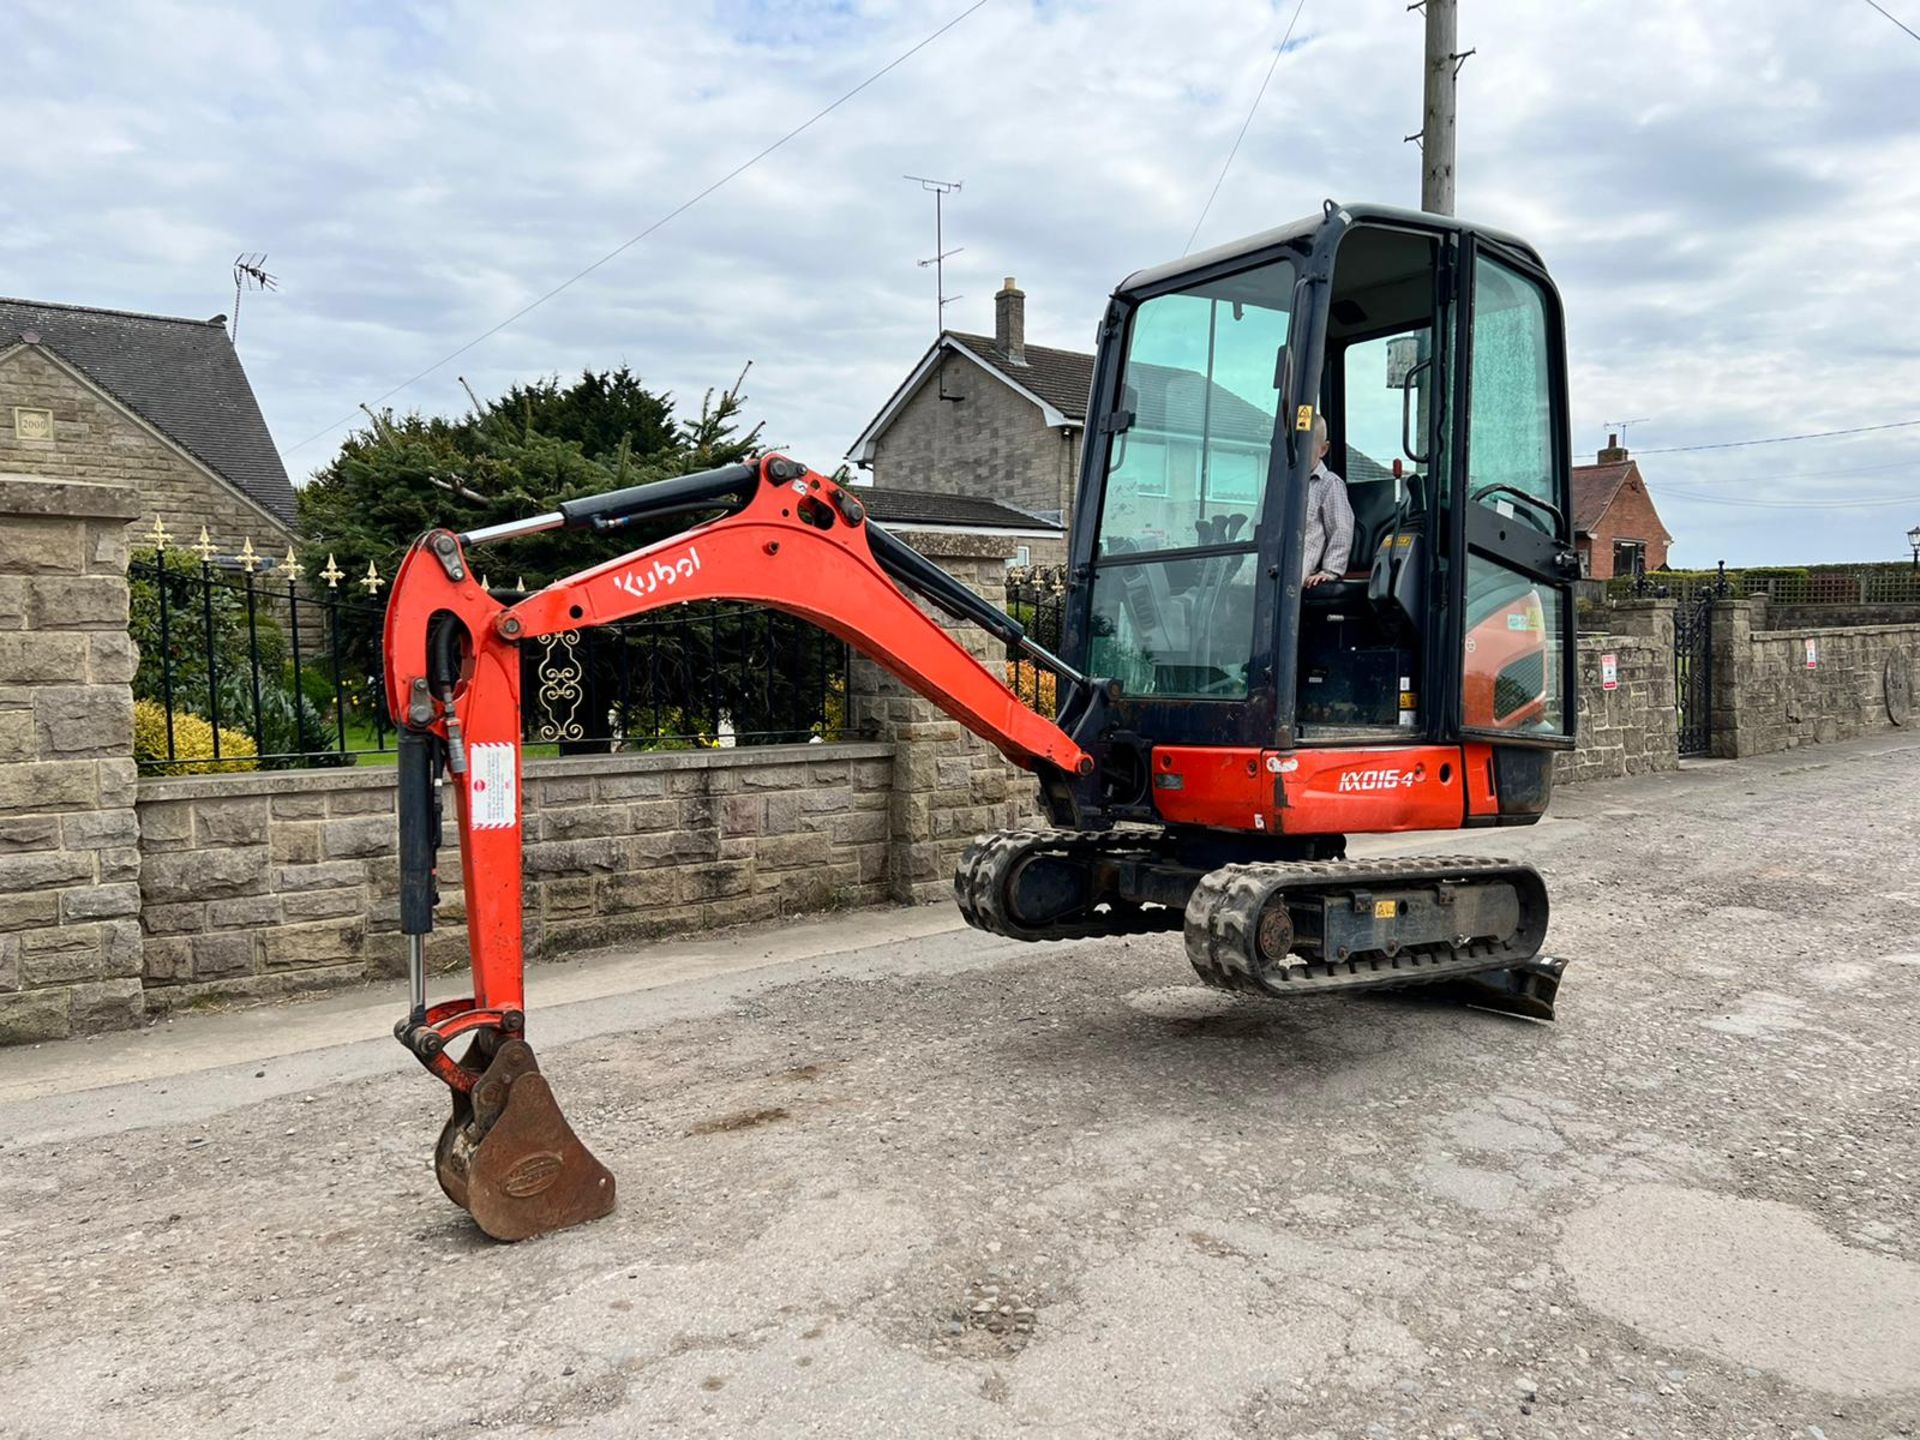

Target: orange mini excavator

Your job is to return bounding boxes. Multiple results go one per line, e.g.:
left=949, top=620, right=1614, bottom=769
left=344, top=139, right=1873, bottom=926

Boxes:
left=384, top=204, right=1582, bottom=1239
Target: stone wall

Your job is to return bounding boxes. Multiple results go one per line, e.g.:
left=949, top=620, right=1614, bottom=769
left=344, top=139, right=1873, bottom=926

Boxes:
left=1556, top=600, right=1679, bottom=785
left=1710, top=595, right=1920, bottom=757
left=0, top=342, right=292, bottom=552
left=849, top=528, right=1037, bottom=903
left=133, top=743, right=896, bottom=1011
left=869, top=348, right=1082, bottom=528
left=0, top=476, right=145, bottom=1043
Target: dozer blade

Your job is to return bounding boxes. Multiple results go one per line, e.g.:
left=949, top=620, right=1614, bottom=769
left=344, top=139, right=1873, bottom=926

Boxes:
left=433, top=1038, right=615, bottom=1242
left=1424, top=955, right=1569, bottom=1022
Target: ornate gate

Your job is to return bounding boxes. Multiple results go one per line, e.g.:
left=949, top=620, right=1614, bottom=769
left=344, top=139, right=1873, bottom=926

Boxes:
left=1674, top=590, right=1714, bottom=758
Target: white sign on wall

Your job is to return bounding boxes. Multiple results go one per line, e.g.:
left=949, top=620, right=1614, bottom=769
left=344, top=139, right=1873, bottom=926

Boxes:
left=1805, top=638, right=1818, bottom=670
left=1601, top=654, right=1619, bottom=691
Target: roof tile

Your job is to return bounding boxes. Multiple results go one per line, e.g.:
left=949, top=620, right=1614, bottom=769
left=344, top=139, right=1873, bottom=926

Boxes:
left=858, top=486, right=1062, bottom=531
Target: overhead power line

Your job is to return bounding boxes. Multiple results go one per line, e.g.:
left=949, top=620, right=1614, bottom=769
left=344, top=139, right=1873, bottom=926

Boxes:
left=1634, top=416, right=1920, bottom=454
left=1861, top=0, right=1920, bottom=44
left=1661, top=488, right=1920, bottom=509
left=1640, top=456, right=1919, bottom=486
left=282, top=0, right=991, bottom=461
left=1184, top=0, right=1308, bottom=256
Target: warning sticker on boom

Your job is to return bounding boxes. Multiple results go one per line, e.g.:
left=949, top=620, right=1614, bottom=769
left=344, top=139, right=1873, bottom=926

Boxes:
left=468, top=742, right=518, bottom=830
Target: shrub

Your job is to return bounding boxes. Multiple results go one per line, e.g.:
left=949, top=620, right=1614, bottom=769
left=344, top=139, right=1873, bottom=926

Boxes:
left=134, top=699, right=258, bottom=774
left=1005, top=662, right=1058, bottom=716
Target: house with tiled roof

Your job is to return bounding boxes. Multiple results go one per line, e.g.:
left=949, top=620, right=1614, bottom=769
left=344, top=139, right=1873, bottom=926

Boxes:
left=1572, top=434, right=1672, bottom=579
left=0, top=297, right=296, bottom=550
left=847, top=278, right=1087, bottom=563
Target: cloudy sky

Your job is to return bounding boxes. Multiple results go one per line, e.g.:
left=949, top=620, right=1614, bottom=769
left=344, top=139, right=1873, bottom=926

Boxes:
left=9, top=0, right=1920, bottom=564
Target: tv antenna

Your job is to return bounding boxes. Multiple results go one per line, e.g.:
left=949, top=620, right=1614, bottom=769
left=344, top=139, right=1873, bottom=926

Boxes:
left=1603, top=418, right=1650, bottom=449
left=905, top=176, right=963, bottom=334
left=231, top=253, right=278, bottom=346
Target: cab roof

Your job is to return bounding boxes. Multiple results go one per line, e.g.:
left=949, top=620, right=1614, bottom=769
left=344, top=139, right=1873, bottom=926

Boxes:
left=1116, top=202, right=1548, bottom=298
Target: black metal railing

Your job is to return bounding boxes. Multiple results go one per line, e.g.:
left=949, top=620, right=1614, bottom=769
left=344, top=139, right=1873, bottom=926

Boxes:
left=1613, top=560, right=1920, bottom=607
left=1004, top=566, right=1069, bottom=716
left=1674, top=588, right=1715, bottom=758
left=519, top=599, right=849, bottom=751
left=130, top=542, right=850, bottom=774
left=131, top=545, right=392, bottom=773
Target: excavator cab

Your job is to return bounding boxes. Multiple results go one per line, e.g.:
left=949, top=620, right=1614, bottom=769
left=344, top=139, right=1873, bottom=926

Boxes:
left=1063, top=202, right=1578, bottom=824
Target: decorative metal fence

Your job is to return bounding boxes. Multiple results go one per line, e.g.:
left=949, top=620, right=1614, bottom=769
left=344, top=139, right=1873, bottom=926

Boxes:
left=1609, top=561, right=1920, bottom=607
left=1003, top=566, right=1069, bottom=717
left=130, top=525, right=392, bottom=773
left=130, top=521, right=850, bottom=774
left=1674, top=588, right=1715, bottom=758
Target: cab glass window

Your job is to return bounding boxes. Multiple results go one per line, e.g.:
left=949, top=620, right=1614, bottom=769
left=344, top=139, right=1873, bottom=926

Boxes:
left=1466, top=256, right=1554, bottom=511
left=1096, top=259, right=1293, bottom=558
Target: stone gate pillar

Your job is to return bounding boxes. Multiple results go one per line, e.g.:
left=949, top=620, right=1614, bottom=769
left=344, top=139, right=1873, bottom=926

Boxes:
left=0, top=475, right=143, bottom=1042
left=848, top=530, right=1033, bottom=904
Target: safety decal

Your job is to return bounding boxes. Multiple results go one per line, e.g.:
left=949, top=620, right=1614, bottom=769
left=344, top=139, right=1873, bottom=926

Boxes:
left=1295, top=404, right=1314, bottom=432
left=469, top=742, right=518, bottom=830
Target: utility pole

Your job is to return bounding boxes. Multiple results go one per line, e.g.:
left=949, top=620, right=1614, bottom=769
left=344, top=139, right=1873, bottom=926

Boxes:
left=1411, top=0, right=1472, bottom=215
left=905, top=175, right=963, bottom=334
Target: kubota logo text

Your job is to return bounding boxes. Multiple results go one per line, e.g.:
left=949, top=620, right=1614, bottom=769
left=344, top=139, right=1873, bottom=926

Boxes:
left=613, top=546, right=701, bottom=599
left=1337, top=767, right=1420, bottom=793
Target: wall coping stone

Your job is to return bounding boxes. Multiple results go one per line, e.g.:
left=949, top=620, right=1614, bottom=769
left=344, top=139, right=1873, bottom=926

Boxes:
left=136, top=739, right=896, bottom=802
left=1751, top=623, right=1920, bottom=642
left=886, top=527, right=1023, bottom=561
left=0, top=473, right=143, bottom=520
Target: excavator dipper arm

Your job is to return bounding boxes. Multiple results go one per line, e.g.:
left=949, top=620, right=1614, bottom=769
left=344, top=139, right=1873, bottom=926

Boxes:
left=380, top=454, right=1094, bottom=1238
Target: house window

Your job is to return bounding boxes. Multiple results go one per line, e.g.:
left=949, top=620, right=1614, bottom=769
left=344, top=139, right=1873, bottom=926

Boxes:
left=1206, top=446, right=1266, bottom=504
left=1612, top=540, right=1646, bottom=577
left=1007, top=545, right=1031, bottom=568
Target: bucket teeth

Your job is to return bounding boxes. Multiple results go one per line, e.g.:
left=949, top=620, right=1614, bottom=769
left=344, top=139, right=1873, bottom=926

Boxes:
left=433, top=1038, right=616, bottom=1241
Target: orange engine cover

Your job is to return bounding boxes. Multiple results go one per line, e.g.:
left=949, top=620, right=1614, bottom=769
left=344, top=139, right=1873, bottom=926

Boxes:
left=1149, top=744, right=1472, bottom=836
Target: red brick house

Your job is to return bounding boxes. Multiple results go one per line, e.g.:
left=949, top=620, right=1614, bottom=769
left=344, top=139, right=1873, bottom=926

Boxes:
left=1572, top=435, right=1672, bottom=579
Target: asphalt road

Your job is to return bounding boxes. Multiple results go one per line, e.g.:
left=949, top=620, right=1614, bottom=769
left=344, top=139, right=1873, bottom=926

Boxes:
left=2, top=734, right=1918, bottom=1439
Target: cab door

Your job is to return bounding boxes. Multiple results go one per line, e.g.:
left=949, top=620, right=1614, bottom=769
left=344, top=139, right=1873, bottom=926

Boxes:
left=1451, top=239, right=1579, bottom=746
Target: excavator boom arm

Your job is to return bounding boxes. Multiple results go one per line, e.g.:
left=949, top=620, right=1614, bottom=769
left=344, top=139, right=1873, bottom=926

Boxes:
left=381, top=455, right=1090, bottom=1107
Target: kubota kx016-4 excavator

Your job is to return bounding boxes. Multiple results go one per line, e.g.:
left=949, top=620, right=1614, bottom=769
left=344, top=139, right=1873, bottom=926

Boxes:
left=384, top=203, right=1582, bottom=1239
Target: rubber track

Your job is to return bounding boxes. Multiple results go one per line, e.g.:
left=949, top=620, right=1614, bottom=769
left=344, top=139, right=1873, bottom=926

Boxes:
left=1184, top=855, right=1549, bottom=998
left=954, top=828, right=1185, bottom=943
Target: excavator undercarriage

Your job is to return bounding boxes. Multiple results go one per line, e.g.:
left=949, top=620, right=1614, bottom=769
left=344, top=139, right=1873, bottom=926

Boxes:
left=955, top=828, right=1561, bottom=1014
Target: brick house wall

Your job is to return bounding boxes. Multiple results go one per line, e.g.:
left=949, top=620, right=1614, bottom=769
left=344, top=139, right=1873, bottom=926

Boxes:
left=869, top=349, right=1082, bottom=530
left=0, top=343, right=293, bottom=553
left=1579, top=470, right=1670, bottom=579
left=1574, top=445, right=1672, bottom=581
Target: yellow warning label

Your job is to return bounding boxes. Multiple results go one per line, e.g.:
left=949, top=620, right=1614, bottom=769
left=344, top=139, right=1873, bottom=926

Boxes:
left=1374, top=899, right=1398, bottom=920
left=1399, top=691, right=1417, bottom=710
left=1295, top=404, right=1314, bottom=432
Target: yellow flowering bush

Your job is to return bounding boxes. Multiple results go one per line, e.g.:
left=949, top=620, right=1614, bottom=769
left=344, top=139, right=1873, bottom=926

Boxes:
left=134, top=699, right=258, bottom=774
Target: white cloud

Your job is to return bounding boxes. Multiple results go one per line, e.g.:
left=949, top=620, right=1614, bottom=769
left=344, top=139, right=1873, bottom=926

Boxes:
left=5, top=0, right=1919, bottom=562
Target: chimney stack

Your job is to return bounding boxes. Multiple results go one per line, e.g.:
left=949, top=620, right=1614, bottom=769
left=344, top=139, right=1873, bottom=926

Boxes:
left=1598, top=432, right=1629, bottom=464
left=995, top=276, right=1026, bottom=366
